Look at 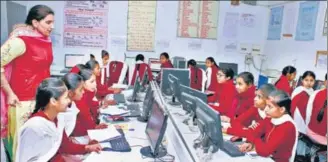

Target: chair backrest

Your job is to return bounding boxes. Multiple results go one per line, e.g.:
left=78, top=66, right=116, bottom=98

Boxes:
left=107, top=61, right=129, bottom=86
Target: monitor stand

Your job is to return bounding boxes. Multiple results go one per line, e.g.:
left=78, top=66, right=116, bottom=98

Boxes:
left=168, top=96, right=181, bottom=106
left=140, top=145, right=167, bottom=158
left=137, top=115, right=148, bottom=122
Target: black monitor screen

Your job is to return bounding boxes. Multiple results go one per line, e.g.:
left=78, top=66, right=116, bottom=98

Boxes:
left=145, top=99, right=167, bottom=152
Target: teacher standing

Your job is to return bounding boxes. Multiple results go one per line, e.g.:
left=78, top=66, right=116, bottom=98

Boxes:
left=0, top=5, right=55, bottom=160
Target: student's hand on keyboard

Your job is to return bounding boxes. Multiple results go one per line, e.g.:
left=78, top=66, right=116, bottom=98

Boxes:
left=248, top=122, right=260, bottom=130
left=86, top=143, right=102, bottom=153
left=238, top=143, right=254, bottom=153
left=95, top=123, right=108, bottom=129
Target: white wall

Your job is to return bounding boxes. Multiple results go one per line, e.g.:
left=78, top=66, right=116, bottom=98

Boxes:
left=264, top=1, right=327, bottom=80
left=1, top=1, right=270, bottom=82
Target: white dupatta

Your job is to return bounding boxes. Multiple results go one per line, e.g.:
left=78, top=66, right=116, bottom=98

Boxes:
left=291, top=86, right=314, bottom=134
left=16, top=116, right=65, bottom=162
left=57, top=102, right=80, bottom=137
left=101, top=63, right=110, bottom=85
left=205, top=67, right=212, bottom=89
left=271, top=114, right=299, bottom=162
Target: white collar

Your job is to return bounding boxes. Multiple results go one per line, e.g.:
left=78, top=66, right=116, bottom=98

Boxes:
left=271, top=114, right=294, bottom=125
left=136, top=60, right=144, bottom=64
left=258, top=109, right=266, bottom=119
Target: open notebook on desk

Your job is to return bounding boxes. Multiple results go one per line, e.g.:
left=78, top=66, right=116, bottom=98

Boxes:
left=87, top=125, right=121, bottom=142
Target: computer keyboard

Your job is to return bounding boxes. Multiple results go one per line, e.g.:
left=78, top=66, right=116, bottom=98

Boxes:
left=125, top=104, right=141, bottom=117
left=221, top=140, right=245, bottom=157
left=103, top=129, right=132, bottom=152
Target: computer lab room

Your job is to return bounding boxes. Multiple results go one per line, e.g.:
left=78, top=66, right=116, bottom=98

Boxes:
left=1, top=0, right=327, bottom=162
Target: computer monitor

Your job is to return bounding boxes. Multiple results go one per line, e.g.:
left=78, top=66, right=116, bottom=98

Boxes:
left=180, top=84, right=207, bottom=103
left=161, top=69, right=190, bottom=96
left=141, top=98, right=168, bottom=158
left=65, top=54, right=85, bottom=68
left=172, top=56, right=187, bottom=69
left=127, top=74, right=142, bottom=102
left=194, top=97, right=223, bottom=154
left=314, top=80, right=325, bottom=90
left=196, top=61, right=207, bottom=71
left=218, top=62, right=238, bottom=77
left=168, top=74, right=182, bottom=106
left=180, top=92, right=197, bottom=115
left=138, top=86, right=154, bottom=122
left=148, top=58, right=161, bottom=72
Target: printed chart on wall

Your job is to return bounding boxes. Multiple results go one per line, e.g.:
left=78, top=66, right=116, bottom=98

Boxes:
left=63, top=1, right=109, bottom=49
left=127, top=1, right=157, bottom=52
left=267, top=6, right=284, bottom=40
left=177, top=1, right=219, bottom=39
left=295, top=1, right=319, bottom=41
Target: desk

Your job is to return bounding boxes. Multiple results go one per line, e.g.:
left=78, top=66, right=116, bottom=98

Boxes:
left=83, top=90, right=180, bottom=162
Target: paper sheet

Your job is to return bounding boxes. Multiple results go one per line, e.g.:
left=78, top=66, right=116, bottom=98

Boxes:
left=87, top=125, right=121, bottom=142
left=111, top=83, right=129, bottom=89
left=267, top=6, right=284, bottom=40
left=223, top=12, right=239, bottom=39
left=99, top=106, right=129, bottom=115
left=282, top=6, right=297, bottom=38
left=295, top=1, right=319, bottom=41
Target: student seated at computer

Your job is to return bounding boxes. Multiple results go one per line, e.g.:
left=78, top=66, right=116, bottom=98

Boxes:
left=221, top=72, right=256, bottom=121
left=275, top=66, right=297, bottom=96
left=291, top=71, right=315, bottom=134
left=207, top=67, right=236, bottom=115
left=205, top=57, right=219, bottom=92
left=85, top=60, right=121, bottom=99
left=130, top=54, right=153, bottom=86
left=223, top=84, right=276, bottom=137
left=306, top=73, right=327, bottom=145
left=188, top=59, right=203, bottom=91
left=16, top=78, right=101, bottom=162
left=156, top=52, right=173, bottom=83
left=70, top=69, right=115, bottom=137
left=238, top=90, right=298, bottom=162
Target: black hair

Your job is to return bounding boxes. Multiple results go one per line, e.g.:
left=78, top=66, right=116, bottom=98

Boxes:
left=325, top=73, right=327, bottom=81
left=269, top=90, right=292, bottom=115
left=301, top=71, right=316, bottom=80
left=101, top=50, right=109, bottom=58
left=78, top=69, right=94, bottom=81
left=85, top=60, right=100, bottom=70
left=317, top=100, right=327, bottom=123
left=258, top=83, right=276, bottom=98
left=187, top=59, right=197, bottom=67
left=62, top=73, right=83, bottom=91
left=160, top=52, right=170, bottom=59
left=25, top=5, right=54, bottom=25
left=206, top=57, right=219, bottom=68
left=32, top=78, right=67, bottom=115
left=219, top=67, right=234, bottom=80
left=282, top=66, right=296, bottom=76
left=136, top=54, right=145, bottom=62
left=237, top=72, right=254, bottom=85
left=76, top=64, right=86, bottom=71
left=90, top=54, right=95, bottom=59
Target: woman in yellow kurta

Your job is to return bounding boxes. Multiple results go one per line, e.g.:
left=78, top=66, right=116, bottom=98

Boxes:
left=0, top=5, right=55, bottom=160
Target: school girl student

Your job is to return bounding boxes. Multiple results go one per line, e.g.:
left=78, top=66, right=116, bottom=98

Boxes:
left=291, top=71, right=315, bottom=134
left=238, top=90, right=298, bottom=162
left=130, top=54, right=153, bottom=86
left=187, top=59, right=203, bottom=91
left=223, top=84, right=276, bottom=136
left=205, top=57, right=219, bottom=91
left=156, top=52, right=174, bottom=83
left=275, top=66, right=297, bottom=96
left=15, top=78, right=101, bottom=162
left=221, top=72, right=256, bottom=122
left=207, top=67, right=236, bottom=115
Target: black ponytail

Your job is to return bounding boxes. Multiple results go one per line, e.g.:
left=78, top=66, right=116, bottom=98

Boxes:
left=85, top=60, right=99, bottom=71
left=32, top=78, right=67, bottom=115
left=78, top=69, right=94, bottom=81
left=62, top=73, right=83, bottom=91
left=206, top=57, right=219, bottom=68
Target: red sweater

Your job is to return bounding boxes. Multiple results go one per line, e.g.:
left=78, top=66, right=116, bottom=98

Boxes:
left=189, top=67, right=203, bottom=91
left=227, top=106, right=264, bottom=136
left=307, top=89, right=327, bottom=137
left=228, top=86, right=256, bottom=118
left=291, top=90, right=310, bottom=121
left=131, top=63, right=154, bottom=86
left=275, top=75, right=293, bottom=96
left=31, top=112, right=86, bottom=162
left=156, top=60, right=174, bottom=82
left=10, top=36, right=53, bottom=101
left=244, top=118, right=297, bottom=162
left=96, top=74, right=114, bottom=98
left=206, top=66, right=219, bottom=91
left=73, top=97, right=97, bottom=136
left=209, top=80, right=236, bottom=115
